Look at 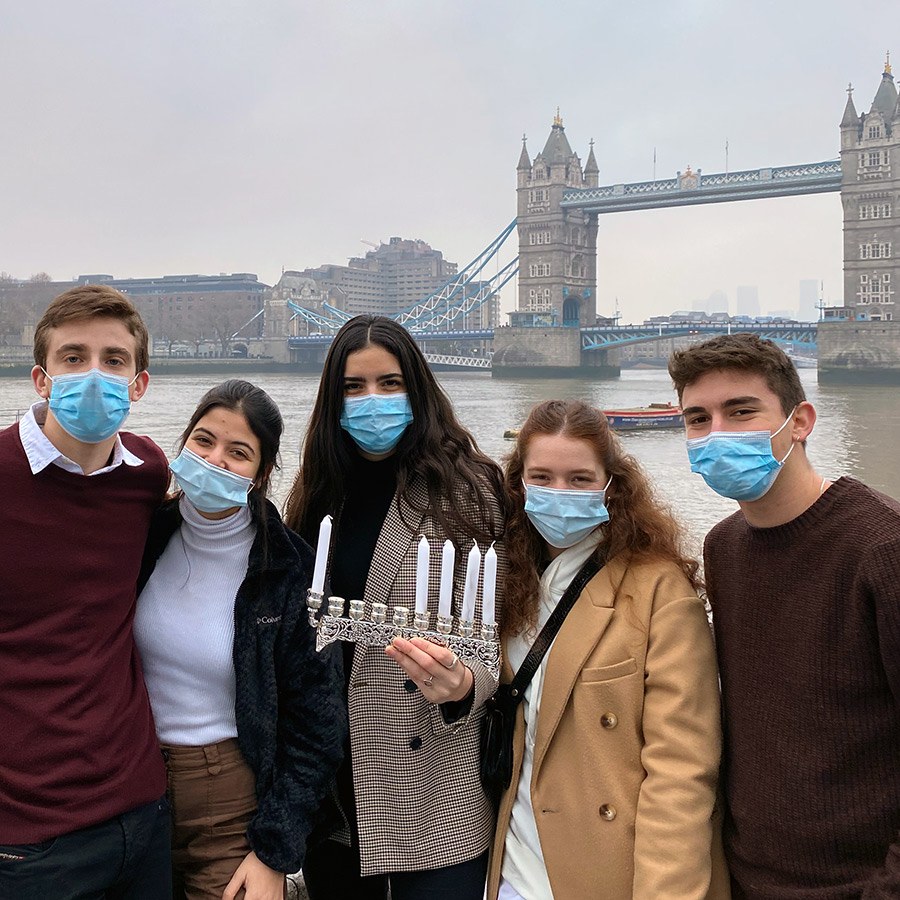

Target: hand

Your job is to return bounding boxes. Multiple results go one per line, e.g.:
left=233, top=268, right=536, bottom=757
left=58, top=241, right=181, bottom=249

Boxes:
left=385, top=636, right=474, bottom=703
left=222, top=850, right=285, bottom=900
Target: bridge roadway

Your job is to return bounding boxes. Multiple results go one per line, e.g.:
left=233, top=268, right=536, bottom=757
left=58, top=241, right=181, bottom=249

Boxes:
left=289, top=322, right=818, bottom=353
left=561, top=160, right=842, bottom=214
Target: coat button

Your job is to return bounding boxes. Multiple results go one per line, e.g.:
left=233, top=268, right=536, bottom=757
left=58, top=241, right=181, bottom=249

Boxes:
left=599, top=804, right=617, bottom=821
left=409, top=736, right=423, bottom=750
left=600, top=712, right=618, bottom=729
left=404, top=679, right=418, bottom=693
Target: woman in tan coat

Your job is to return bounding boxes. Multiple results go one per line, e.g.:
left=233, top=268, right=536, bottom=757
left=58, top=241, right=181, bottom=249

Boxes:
left=489, top=400, right=728, bottom=900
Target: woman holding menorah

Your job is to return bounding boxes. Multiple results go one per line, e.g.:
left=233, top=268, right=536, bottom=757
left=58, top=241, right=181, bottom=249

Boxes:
left=485, top=400, right=728, bottom=900
left=285, top=315, right=506, bottom=900
left=135, top=380, right=346, bottom=900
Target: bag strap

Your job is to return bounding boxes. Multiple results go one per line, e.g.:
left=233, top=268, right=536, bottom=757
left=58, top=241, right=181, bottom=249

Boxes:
left=508, top=548, right=606, bottom=698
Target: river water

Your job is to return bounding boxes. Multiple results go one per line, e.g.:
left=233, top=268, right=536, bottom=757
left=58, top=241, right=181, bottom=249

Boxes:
left=2, top=367, right=897, bottom=557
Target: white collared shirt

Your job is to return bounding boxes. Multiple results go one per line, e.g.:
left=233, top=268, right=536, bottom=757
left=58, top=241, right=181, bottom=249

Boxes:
left=19, top=400, right=144, bottom=476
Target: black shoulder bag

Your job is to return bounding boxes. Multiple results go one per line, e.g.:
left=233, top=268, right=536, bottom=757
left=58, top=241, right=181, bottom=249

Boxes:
left=480, top=551, right=604, bottom=809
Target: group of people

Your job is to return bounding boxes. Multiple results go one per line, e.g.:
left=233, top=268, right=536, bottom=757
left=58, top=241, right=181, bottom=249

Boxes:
left=0, top=284, right=897, bottom=900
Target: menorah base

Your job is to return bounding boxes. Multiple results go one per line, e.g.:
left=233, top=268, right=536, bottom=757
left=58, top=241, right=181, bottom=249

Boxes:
left=316, top=615, right=501, bottom=679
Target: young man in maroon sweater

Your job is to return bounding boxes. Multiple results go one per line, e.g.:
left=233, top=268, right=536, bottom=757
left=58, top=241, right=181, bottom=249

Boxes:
left=0, top=285, right=171, bottom=898
left=669, top=333, right=900, bottom=899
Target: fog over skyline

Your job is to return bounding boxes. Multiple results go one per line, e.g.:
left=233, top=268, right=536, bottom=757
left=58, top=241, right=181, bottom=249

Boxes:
left=1, top=1, right=896, bottom=321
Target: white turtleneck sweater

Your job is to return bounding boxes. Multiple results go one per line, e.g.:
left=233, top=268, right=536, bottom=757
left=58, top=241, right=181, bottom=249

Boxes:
left=134, top=496, right=256, bottom=746
left=500, top=529, right=604, bottom=900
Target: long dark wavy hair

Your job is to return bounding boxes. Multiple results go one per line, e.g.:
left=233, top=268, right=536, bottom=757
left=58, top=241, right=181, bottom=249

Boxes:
left=178, top=379, right=283, bottom=549
left=284, top=316, right=502, bottom=545
left=503, top=399, right=700, bottom=637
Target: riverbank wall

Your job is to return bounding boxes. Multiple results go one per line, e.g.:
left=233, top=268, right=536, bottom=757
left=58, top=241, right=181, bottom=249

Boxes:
left=818, top=321, right=900, bottom=385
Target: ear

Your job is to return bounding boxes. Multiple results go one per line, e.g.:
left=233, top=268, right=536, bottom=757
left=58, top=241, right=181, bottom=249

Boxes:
left=791, top=401, right=816, bottom=443
left=32, top=365, right=51, bottom=400
left=130, top=370, right=150, bottom=403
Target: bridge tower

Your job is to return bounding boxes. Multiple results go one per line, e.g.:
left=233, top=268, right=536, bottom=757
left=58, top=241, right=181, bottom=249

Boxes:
left=839, top=56, right=900, bottom=321
left=514, top=113, right=599, bottom=326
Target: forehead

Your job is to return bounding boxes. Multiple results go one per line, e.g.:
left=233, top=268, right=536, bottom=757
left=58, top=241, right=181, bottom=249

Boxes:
left=524, top=432, right=604, bottom=469
left=45, top=317, right=138, bottom=357
left=193, top=408, right=260, bottom=448
left=681, top=368, right=779, bottom=409
left=344, top=344, right=402, bottom=375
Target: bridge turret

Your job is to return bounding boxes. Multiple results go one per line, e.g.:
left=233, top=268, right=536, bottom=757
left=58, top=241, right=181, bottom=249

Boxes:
left=517, top=135, right=531, bottom=188
left=584, top=139, right=599, bottom=188
left=839, top=55, right=899, bottom=321
left=870, top=54, right=897, bottom=122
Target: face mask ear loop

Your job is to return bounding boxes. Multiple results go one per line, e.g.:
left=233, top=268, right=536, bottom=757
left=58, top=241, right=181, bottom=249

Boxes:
left=602, top=475, right=613, bottom=492
left=772, top=406, right=798, bottom=465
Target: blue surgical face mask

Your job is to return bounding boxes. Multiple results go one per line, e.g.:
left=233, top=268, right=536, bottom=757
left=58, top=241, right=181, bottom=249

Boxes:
left=340, top=393, right=413, bottom=455
left=685, top=410, right=795, bottom=502
left=44, top=367, right=137, bottom=444
left=169, top=446, right=254, bottom=514
left=523, top=477, right=612, bottom=549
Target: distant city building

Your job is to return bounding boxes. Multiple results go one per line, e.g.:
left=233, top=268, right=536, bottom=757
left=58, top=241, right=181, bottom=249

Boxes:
left=297, top=238, right=461, bottom=319
left=71, top=273, right=269, bottom=350
left=798, top=279, right=819, bottom=321
left=840, top=57, right=900, bottom=320
left=736, top=285, right=761, bottom=317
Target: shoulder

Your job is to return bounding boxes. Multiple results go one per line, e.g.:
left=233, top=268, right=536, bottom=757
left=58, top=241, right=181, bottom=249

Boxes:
left=834, top=477, right=900, bottom=539
left=257, top=499, right=315, bottom=569
left=591, top=553, right=698, bottom=609
left=121, top=432, right=168, bottom=470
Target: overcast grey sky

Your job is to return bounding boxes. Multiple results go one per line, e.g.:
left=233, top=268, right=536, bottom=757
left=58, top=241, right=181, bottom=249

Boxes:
left=1, top=1, right=896, bottom=321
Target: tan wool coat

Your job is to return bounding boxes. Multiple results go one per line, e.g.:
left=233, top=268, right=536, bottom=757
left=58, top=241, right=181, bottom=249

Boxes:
left=487, top=554, right=730, bottom=900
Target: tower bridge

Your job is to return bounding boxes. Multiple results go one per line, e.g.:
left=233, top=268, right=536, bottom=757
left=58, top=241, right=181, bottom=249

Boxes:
left=281, top=58, right=898, bottom=378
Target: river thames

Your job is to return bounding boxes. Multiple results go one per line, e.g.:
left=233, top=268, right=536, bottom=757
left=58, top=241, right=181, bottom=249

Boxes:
left=1, top=367, right=897, bottom=557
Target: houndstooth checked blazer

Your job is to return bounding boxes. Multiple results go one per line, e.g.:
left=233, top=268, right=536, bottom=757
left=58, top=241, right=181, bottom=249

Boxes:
left=340, top=472, right=506, bottom=877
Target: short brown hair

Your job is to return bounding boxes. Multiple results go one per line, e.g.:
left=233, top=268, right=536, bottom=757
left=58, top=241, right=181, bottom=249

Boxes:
left=33, top=284, right=150, bottom=372
left=668, top=333, right=806, bottom=417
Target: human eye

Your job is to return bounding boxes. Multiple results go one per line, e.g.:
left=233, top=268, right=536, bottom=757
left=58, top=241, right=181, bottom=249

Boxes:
left=684, top=412, right=709, bottom=428
left=191, top=434, right=211, bottom=447
left=527, top=473, right=549, bottom=483
left=63, top=354, right=82, bottom=365
left=343, top=380, right=362, bottom=395
left=105, top=357, right=126, bottom=368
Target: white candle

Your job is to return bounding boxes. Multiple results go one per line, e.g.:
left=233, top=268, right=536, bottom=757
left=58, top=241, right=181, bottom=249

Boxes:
left=438, top=539, right=455, bottom=618
left=311, top=514, right=332, bottom=595
left=461, top=540, right=481, bottom=623
left=415, top=535, right=430, bottom=615
left=482, top=543, right=497, bottom=626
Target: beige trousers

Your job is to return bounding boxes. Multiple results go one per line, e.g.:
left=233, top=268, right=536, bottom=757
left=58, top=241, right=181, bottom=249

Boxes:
left=162, top=738, right=264, bottom=900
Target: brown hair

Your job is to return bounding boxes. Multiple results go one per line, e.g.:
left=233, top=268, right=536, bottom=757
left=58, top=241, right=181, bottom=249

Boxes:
left=33, top=284, right=150, bottom=372
left=503, top=399, right=700, bottom=637
left=668, top=332, right=805, bottom=417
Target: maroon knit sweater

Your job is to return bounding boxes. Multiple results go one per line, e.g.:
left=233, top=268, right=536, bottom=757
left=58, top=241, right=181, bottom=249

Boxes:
left=0, top=423, right=169, bottom=843
left=705, top=477, right=900, bottom=899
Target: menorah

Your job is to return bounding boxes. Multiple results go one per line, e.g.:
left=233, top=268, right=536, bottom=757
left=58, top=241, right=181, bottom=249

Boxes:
left=305, top=516, right=501, bottom=679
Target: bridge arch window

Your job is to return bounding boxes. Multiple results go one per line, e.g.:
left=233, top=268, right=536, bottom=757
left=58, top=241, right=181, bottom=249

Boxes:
left=868, top=124, right=882, bottom=140
left=529, top=230, right=551, bottom=245
left=859, top=240, right=892, bottom=259
left=529, top=263, right=551, bottom=277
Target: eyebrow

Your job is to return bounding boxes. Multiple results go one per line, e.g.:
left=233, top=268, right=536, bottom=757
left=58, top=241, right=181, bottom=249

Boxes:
left=55, top=342, right=134, bottom=359
left=682, top=395, right=763, bottom=417
left=192, top=427, right=256, bottom=453
left=343, top=372, right=404, bottom=382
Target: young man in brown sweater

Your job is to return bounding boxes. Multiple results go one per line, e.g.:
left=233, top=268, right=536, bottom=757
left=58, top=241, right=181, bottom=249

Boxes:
left=669, top=333, right=900, bottom=899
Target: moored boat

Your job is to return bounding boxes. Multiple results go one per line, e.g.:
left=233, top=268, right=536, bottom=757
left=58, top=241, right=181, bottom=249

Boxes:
left=602, top=402, right=684, bottom=431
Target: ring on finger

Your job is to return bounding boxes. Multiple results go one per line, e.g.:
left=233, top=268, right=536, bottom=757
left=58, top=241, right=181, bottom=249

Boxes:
left=442, top=655, right=459, bottom=671
left=423, top=675, right=435, bottom=687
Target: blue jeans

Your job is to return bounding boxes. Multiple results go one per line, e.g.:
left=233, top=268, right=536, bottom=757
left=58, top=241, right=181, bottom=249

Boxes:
left=0, top=796, right=172, bottom=900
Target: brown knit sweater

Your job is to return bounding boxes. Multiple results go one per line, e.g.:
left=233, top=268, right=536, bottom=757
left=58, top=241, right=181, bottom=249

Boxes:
left=704, top=477, right=900, bottom=899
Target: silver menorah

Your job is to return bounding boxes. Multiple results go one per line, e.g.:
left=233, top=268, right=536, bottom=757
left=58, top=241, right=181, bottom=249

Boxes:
left=306, top=590, right=501, bottom=678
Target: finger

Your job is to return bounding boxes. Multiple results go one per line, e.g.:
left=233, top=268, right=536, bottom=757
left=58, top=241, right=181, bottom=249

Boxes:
left=389, top=637, right=443, bottom=679
left=222, top=873, right=239, bottom=900
left=406, top=636, right=457, bottom=669
left=384, top=644, right=431, bottom=682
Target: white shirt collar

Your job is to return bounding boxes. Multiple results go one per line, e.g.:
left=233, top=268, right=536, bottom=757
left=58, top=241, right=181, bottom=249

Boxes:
left=19, top=400, right=144, bottom=476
